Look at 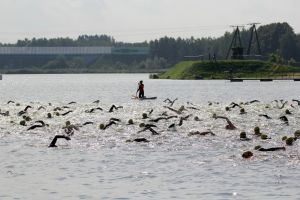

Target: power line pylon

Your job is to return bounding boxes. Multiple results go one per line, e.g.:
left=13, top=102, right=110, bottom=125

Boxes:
left=247, top=23, right=262, bottom=56
left=226, top=25, right=245, bottom=60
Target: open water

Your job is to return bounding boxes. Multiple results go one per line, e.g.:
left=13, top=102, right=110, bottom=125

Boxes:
left=0, top=74, right=300, bottom=200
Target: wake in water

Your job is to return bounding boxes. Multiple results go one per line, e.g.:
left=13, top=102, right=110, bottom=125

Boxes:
left=0, top=99, right=299, bottom=159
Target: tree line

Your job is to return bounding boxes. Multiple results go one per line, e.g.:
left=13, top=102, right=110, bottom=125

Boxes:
left=149, top=22, right=300, bottom=63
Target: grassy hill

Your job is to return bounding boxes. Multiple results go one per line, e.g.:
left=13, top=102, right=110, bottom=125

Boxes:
left=158, top=60, right=300, bottom=80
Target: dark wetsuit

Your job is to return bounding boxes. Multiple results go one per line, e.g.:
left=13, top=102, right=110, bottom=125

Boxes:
left=138, top=83, right=144, bottom=98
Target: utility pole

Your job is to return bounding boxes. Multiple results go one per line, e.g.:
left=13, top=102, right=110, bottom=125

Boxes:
left=247, top=23, right=262, bottom=56
left=226, top=25, right=245, bottom=60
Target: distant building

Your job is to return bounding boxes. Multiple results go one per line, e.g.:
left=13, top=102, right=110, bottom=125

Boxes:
left=0, top=46, right=149, bottom=68
left=0, top=46, right=149, bottom=56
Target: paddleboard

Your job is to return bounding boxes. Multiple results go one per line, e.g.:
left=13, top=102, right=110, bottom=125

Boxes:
left=132, top=95, right=157, bottom=100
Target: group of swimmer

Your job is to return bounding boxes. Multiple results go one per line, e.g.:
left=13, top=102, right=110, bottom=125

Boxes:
left=1, top=96, right=299, bottom=159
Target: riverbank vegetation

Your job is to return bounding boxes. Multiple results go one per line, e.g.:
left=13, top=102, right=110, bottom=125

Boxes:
left=158, top=60, right=300, bottom=80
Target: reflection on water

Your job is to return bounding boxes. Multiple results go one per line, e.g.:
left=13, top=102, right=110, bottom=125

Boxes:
left=0, top=74, right=300, bottom=199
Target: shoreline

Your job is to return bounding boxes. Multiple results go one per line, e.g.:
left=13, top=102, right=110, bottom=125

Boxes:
left=157, top=60, right=300, bottom=80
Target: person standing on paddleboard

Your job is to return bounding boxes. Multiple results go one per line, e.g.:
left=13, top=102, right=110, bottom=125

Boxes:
left=137, top=80, right=144, bottom=98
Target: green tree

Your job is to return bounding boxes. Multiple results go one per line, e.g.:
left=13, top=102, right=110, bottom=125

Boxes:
left=279, top=32, right=297, bottom=59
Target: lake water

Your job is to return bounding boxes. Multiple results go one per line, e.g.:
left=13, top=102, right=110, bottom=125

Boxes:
left=0, top=74, right=300, bottom=200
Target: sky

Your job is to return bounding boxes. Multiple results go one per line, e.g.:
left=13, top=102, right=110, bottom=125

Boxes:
left=0, top=0, right=299, bottom=43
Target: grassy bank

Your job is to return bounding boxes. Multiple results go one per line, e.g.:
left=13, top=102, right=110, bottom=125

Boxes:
left=158, top=60, right=300, bottom=80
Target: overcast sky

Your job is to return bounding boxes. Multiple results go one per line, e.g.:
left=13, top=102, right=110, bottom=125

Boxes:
left=0, top=0, right=299, bottom=43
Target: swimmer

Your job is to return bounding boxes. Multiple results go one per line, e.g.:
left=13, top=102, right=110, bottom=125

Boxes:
left=292, top=99, right=300, bottom=105
left=63, top=121, right=79, bottom=136
left=255, top=146, right=286, bottom=152
left=229, top=102, right=242, bottom=109
left=149, top=116, right=177, bottom=123
left=0, top=111, right=9, bottom=116
left=109, top=105, right=123, bottom=113
left=279, top=116, right=289, bottom=125
left=82, top=122, right=94, bottom=126
left=163, top=98, right=178, bottom=107
left=20, top=120, right=26, bottom=126
left=127, top=119, right=134, bottom=125
left=168, top=123, right=176, bottom=129
left=240, top=108, right=246, bottom=114
left=95, top=107, right=103, bottom=111
left=242, top=151, right=253, bottom=159
left=249, top=100, right=260, bottom=104
left=85, top=107, right=103, bottom=113
left=178, top=118, right=184, bottom=126
left=38, top=106, right=46, bottom=110
left=139, top=123, right=157, bottom=128
left=254, top=126, right=261, bottom=136
left=194, top=116, right=201, bottom=121
left=186, top=106, right=199, bottom=110
left=62, top=111, right=73, bottom=116
left=24, top=105, right=32, bottom=111
left=240, top=132, right=251, bottom=141
left=18, top=105, right=33, bottom=116
left=22, top=115, right=32, bottom=121
left=276, top=101, right=288, bottom=109
left=208, top=101, right=219, bottom=106
left=100, top=121, right=117, bottom=130
left=142, top=113, right=148, bottom=119
left=286, top=137, right=296, bottom=146
left=166, top=116, right=178, bottom=120
left=49, top=135, right=71, bottom=148
left=138, top=127, right=159, bottom=135
left=93, top=100, right=100, bottom=104
left=177, top=115, right=191, bottom=126
left=164, top=106, right=182, bottom=115
left=259, top=114, right=272, bottom=119
left=178, top=106, right=187, bottom=112
left=148, top=109, right=154, bottom=115
left=53, top=107, right=63, bottom=111
left=110, top=118, right=121, bottom=122
left=47, top=113, right=52, bottom=118
left=294, top=130, right=300, bottom=138
left=188, top=131, right=215, bottom=136
left=27, top=122, right=46, bottom=131
left=126, top=138, right=150, bottom=143
left=27, top=124, right=45, bottom=131
left=18, top=110, right=26, bottom=116
left=285, top=109, right=292, bottom=115
left=149, top=117, right=167, bottom=123
left=7, top=100, right=15, bottom=104
left=225, top=107, right=231, bottom=111
left=213, top=115, right=237, bottom=130
left=160, top=111, right=168, bottom=116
